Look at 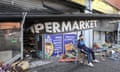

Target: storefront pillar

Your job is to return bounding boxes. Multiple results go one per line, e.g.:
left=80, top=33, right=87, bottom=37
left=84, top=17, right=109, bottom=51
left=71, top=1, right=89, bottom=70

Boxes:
left=117, top=22, right=120, bottom=44
left=42, top=34, right=45, bottom=59
left=20, top=12, right=27, bottom=60
left=83, top=0, right=93, bottom=48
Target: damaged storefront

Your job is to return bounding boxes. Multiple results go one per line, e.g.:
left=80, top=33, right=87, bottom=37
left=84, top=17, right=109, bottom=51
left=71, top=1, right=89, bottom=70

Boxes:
left=22, top=13, right=120, bottom=60
left=0, top=0, right=118, bottom=62
left=0, top=13, right=120, bottom=61
left=1, top=0, right=120, bottom=71
left=26, top=19, right=97, bottom=59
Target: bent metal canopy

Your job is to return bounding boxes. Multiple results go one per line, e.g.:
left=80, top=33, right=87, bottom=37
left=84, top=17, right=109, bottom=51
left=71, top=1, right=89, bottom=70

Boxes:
left=0, top=13, right=120, bottom=33
left=0, top=13, right=120, bottom=21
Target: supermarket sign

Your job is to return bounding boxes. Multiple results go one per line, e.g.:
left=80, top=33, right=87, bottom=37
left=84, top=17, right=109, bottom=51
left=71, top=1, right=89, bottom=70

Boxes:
left=30, top=20, right=97, bottom=33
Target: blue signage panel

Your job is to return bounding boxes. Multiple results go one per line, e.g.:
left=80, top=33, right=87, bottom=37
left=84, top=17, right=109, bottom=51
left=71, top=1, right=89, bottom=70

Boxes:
left=45, top=34, right=63, bottom=57
left=63, top=33, right=77, bottom=53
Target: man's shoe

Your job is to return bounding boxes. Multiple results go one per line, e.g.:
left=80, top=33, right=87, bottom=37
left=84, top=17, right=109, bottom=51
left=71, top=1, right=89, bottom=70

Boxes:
left=87, top=62, right=94, bottom=67
left=93, top=59, right=99, bottom=63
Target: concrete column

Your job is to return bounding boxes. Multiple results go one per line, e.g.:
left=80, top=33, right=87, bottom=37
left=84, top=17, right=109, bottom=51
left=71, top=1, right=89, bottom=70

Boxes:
left=83, top=0, right=93, bottom=48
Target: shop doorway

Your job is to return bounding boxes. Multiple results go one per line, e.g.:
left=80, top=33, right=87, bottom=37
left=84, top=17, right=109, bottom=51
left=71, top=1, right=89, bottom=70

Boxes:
left=23, top=31, right=44, bottom=59
left=36, top=34, right=43, bottom=59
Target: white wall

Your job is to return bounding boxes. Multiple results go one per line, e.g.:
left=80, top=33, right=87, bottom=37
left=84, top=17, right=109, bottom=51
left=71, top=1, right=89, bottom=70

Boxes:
left=84, top=0, right=93, bottom=48
left=94, top=31, right=100, bottom=42
left=101, top=32, right=105, bottom=44
left=83, top=29, right=93, bottom=48
left=93, top=31, right=105, bottom=44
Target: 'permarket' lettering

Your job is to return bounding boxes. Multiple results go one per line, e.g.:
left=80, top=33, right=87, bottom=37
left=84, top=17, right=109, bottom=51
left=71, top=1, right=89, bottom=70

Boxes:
left=30, top=20, right=97, bottom=33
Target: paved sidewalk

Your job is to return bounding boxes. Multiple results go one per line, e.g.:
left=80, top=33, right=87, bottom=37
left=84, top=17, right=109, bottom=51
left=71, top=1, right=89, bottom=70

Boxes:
left=28, top=57, right=59, bottom=69
left=27, top=58, right=120, bottom=72
left=30, top=60, right=52, bottom=68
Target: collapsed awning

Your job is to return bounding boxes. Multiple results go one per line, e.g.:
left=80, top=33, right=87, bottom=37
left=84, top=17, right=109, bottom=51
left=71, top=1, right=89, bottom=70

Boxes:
left=0, top=12, right=120, bottom=21
left=0, top=12, right=120, bottom=33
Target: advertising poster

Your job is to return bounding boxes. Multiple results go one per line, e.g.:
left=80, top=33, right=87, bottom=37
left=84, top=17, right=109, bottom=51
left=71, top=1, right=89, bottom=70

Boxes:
left=63, top=32, right=77, bottom=53
left=45, top=34, right=63, bottom=58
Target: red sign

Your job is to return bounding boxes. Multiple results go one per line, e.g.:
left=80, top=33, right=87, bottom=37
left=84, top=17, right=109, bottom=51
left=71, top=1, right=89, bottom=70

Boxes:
left=105, top=0, right=120, bottom=10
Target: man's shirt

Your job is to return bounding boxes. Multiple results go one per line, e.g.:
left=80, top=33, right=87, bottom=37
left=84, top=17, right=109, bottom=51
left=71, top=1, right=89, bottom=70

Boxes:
left=78, top=39, right=86, bottom=48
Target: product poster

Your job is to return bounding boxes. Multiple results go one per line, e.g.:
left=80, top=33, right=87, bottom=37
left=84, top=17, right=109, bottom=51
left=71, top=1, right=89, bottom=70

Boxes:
left=45, top=34, right=63, bottom=58
left=63, top=32, right=77, bottom=53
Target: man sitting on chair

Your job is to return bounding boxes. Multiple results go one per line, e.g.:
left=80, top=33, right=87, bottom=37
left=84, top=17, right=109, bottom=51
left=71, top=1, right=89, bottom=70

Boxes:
left=77, top=34, right=99, bottom=67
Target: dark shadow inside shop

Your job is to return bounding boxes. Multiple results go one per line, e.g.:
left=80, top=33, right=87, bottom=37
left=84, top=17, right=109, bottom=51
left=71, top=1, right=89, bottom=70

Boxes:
left=23, top=21, right=43, bottom=60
